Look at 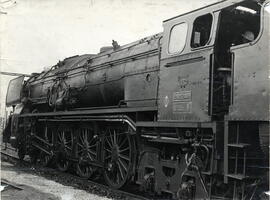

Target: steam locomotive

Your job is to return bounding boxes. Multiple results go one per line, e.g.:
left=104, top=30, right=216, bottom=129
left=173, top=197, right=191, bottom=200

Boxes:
left=3, top=0, right=269, bottom=199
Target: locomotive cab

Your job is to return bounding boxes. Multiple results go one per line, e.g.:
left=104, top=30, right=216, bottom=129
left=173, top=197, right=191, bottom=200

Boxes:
left=159, top=0, right=268, bottom=122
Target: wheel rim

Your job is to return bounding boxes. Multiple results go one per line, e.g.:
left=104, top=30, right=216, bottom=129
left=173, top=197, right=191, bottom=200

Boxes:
left=56, top=127, right=73, bottom=171
left=103, top=127, right=134, bottom=189
left=76, top=127, right=97, bottom=178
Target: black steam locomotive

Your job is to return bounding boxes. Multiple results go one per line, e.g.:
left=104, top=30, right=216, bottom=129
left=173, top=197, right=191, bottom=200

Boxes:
left=3, top=0, right=269, bottom=199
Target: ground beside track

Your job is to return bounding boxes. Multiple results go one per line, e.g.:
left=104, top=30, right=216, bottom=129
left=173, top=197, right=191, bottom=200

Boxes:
left=1, top=161, right=111, bottom=200
left=1, top=178, right=59, bottom=200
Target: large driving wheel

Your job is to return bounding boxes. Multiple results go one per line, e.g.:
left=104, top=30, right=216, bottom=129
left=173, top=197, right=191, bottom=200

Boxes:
left=76, top=127, right=98, bottom=178
left=55, top=127, right=73, bottom=172
left=103, top=127, right=135, bottom=189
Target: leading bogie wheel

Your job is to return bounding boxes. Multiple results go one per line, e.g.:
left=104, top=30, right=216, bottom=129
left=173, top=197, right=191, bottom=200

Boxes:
left=103, top=126, right=135, bottom=189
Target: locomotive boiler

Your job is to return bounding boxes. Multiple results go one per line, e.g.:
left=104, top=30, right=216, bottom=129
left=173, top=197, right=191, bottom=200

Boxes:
left=3, top=0, right=269, bottom=199
left=19, top=36, right=160, bottom=110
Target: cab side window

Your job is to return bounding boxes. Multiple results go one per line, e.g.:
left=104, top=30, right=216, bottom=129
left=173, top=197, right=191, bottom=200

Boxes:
left=217, top=1, right=261, bottom=48
left=191, top=14, right=213, bottom=48
left=168, top=23, right=188, bottom=54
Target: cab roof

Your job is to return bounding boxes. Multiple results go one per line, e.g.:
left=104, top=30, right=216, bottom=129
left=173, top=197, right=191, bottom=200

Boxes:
left=163, top=0, right=248, bottom=23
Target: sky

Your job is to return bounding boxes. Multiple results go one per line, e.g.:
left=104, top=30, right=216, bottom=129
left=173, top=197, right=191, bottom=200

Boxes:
left=0, top=0, right=220, bottom=117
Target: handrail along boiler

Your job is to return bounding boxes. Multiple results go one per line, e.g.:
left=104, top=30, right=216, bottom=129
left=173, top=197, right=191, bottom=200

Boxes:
left=3, top=0, right=269, bottom=199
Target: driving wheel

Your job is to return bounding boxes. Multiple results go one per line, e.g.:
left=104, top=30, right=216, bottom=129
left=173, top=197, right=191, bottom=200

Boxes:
left=103, top=126, right=135, bottom=189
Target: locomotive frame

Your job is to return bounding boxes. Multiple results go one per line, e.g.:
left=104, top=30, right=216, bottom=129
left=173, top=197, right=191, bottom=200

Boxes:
left=3, top=0, right=269, bottom=199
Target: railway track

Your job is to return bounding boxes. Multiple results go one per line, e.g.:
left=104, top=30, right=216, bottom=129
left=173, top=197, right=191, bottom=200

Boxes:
left=1, top=145, right=151, bottom=200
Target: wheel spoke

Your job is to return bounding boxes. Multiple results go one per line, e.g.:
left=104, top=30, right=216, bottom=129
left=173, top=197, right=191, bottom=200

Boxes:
left=61, top=132, right=65, bottom=142
left=65, top=146, right=72, bottom=151
left=104, top=148, right=112, bottom=153
left=88, top=137, right=95, bottom=145
left=77, top=149, right=83, bottom=154
left=117, top=161, right=124, bottom=180
left=79, top=134, right=84, bottom=143
left=119, top=154, right=130, bottom=162
left=118, top=158, right=128, bottom=173
left=88, top=149, right=96, bottom=156
left=78, top=143, right=83, bottom=148
left=65, top=140, right=72, bottom=145
left=88, top=144, right=96, bottom=149
left=119, top=147, right=130, bottom=153
left=116, top=129, right=120, bottom=144
left=118, top=137, right=127, bottom=148
left=105, top=155, right=112, bottom=160
left=113, top=130, right=117, bottom=145
left=58, top=133, right=62, bottom=142
left=87, top=152, right=93, bottom=160
left=109, top=130, right=114, bottom=145
left=83, top=130, right=87, bottom=140
left=105, top=137, right=113, bottom=148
